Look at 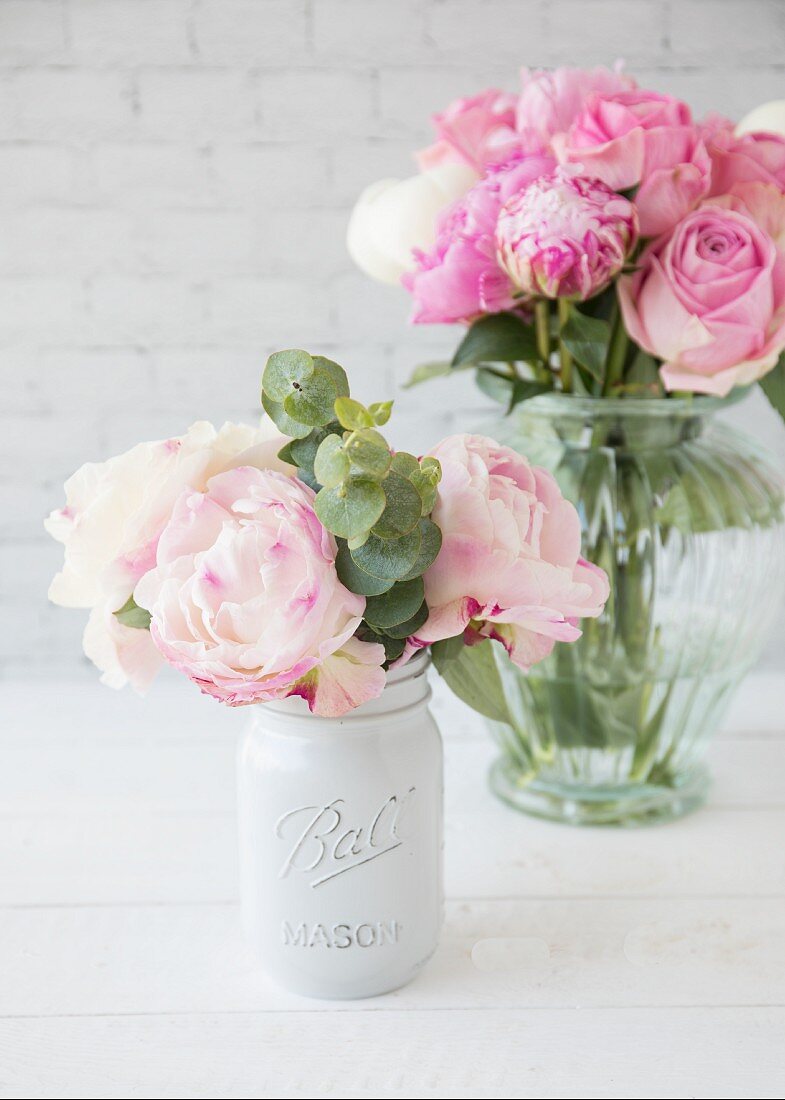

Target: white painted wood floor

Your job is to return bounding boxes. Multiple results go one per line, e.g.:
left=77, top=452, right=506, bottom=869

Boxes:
left=1, top=671, right=784, bottom=1100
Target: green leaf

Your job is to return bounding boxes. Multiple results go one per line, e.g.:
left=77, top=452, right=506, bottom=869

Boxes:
left=364, top=577, right=425, bottom=630
left=261, top=390, right=312, bottom=439
left=114, top=595, right=151, bottom=630
left=390, top=451, right=419, bottom=477
left=262, top=349, right=314, bottom=402
left=369, top=400, right=393, bottom=425
left=561, top=310, right=611, bottom=382
left=760, top=352, right=785, bottom=425
left=359, top=625, right=407, bottom=663
left=452, top=312, right=538, bottom=367
left=403, top=361, right=454, bottom=388
left=334, top=396, right=373, bottom=430
left=399, top=518, right=442, bottom=580
left=430, top=634, right=464, bottom=664
left=335, top=541, right=393, bottom=596
left=351, top=525, right=422, bottom=581
left=313, top=433, right=349, bottom=488
left=431, top=638, right=512, bottom=723
left=283, top=368, right=338, bottom=427
left=288, top=421, right=342, bottom=473
left=277, top=440, right=296, bottom=465
left=409, top=461, right=441, bottom=516
left=314, top=477, right=385, bottom=539
left=382, top=601, right=429, bottom=639
left=345, top=428, right=392, bottom=478
left=312, top=356, right=349, bottom=398
left=372, top=471, right=422, bottom=538
left=476, top=367, right=515, bottom=405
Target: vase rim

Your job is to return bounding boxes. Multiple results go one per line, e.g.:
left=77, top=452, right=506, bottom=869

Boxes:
left=515, top=388, right=748, bottom=419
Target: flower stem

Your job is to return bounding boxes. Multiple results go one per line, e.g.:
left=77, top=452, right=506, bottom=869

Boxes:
left=602, top=300, right=629, bottom=395
left=557, top=298, right=573, bottom=393
left=534, top=299, right=551, bottom=368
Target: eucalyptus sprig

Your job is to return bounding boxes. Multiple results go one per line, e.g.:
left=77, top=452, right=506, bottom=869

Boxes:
left=262, top=349, right=443, bottom=664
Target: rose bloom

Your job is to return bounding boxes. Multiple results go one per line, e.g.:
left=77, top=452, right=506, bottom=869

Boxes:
left=410, top=435, right=609, bottom=671
left=45, top=420, right=289, bottom=690
left=134, top=467, right=386, bottom=718
left=707, top=127, right=785, bottom=197
left=516, top=64, right=635, bottom=142
left=618, top=185, right=785, bottom=395
left=403, top=151, right=555, bottom=323
left=417, top=88, right=521, bottom=174
left=553, top=89, right=711, bottom=236
left=495, top=169, right=638, bottom=300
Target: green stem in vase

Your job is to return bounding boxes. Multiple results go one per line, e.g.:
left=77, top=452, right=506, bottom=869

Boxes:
left=557, top=299, right=573, bottom=393
left=534, top=299, right=551, bottom=368
left=602, top=300, right=629, bottom=395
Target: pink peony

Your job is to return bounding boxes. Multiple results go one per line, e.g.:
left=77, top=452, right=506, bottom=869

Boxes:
left=517, top=64, right=635, bottom=142
left=403, top=152, right=555, bottom=323
left=553, top=89, right=711, bottom=236
left=706, top=128, right=785, bottom=197
left=134, top=467, right=386, bottom=717
left=417, top=88, right=521, bottom=174
left=45, top=420, right=290, bottom=692
left=495, top=169, right=637, bottom=300
left=618, top=189, right=785, bottom=395
left=411, top=435, right=609, bottom=670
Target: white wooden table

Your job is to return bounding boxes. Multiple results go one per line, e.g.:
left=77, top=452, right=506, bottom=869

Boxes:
left=1, top=671, right=784, bottom=1099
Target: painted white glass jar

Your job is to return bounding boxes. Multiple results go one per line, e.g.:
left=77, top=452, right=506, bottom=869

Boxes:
left=237, top=652, right=443, bottom=999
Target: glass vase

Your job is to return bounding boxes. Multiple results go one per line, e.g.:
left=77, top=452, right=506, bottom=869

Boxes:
left=483, top=392, right=785, bottom=826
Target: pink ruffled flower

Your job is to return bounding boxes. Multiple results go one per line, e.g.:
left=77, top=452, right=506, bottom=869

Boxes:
left=134, top=468, right=386, bottom=717
left=706, top=127, right=785, bottom=197
left=618, top=186, right=785, bottom=395
left=403, top=152, right=555, bottom=323
left=495, top=169, right=638, bottom=300
left=553, top=89, right=711, bottom=236
left=417, top=88, right=521, bottom=173
left=411, top=435, right=609, bottom=671
left=517, top=64, right=635, bottom=142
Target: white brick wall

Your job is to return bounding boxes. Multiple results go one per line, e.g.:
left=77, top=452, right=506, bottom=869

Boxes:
left=2, top=0, right=784, bottom=679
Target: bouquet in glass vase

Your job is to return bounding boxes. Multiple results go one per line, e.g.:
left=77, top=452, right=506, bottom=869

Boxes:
left=349, top=65, right=785, bottom=824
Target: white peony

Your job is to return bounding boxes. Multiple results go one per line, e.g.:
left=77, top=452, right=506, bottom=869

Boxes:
left=737, top=100, right=785, bottom=138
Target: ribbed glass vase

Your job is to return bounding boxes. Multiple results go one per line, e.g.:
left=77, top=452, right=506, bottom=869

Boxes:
left=484, top=392, right=785, bottom=826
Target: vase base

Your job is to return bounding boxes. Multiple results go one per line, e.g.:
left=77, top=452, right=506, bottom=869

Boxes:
left=489, top=757, right=709, bottom=827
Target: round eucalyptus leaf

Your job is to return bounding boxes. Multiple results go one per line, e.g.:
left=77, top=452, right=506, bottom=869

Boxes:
left=335, top=542, right=393, bottom=596
left=334, top=396, right=373, bottom=431
left=348, top=531, right=369, bottom=550
left=315, top=477, right=385, bottom=540
left=312, top=356, right=349, bottom=398
left=382, top=600, right=429, bottom=639
left=400, top=518, right=443, bottom=580
left=346, top=429, right=391, bottom=478
left=409, top=466, right=439, bottom=516
left=283, top=368, right=338, bottom=427
left=369, top=400, right=393, bottom=426
left=262, top=390, right=312, bottom=439
left=313, top=434, right=349, bottom=488
left=350, top=525, right=422, bottom=581
left=364, top=577, right=425, bottom=629
left=262, top=349, right=314, bottom=402
left=390, top=451, right=419, bottom=477
left=372, top=471, right=422, bottom=539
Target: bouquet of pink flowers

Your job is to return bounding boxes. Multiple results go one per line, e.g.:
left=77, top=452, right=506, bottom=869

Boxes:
left=348, top=65, right=785, bottom=415
left=46, top=350, right=608, bottom=719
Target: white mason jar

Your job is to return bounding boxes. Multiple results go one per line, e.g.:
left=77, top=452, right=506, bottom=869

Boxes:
left=237, top=652, right=443, bottom=999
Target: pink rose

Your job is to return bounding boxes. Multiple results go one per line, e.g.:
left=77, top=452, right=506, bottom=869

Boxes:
left=517, top=64, right=635, bottom=142
left=707, top=128, right=785, bottom=196
left=134, top=467, right=386, bottom=717
left=417, top=88, right=521, bottom=174
left=411, top=435, right=609, bottom=671
left=554, top=90, right=711, bottom=236
left=403, top=152, right=555, bottom=324
left=618, top=190, right=785, bottom=395
left=496, top=169, right=638, bottom=300
left=45, top=420, right=290, bottom=692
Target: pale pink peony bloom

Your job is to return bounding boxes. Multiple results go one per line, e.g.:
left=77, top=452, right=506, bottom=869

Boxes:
left=411, top=435, right=609, bottom=671
left=403, top=152, right=555, bottom=323
left=134, top=467, right=386, bottom=718
left=517, top=64, right=635, bottom=142
left=618, top=189, right=785, bottom=395
left=45, top=420, right=290, bottom=691
left=495, top=169, right=637, bottom=300
left=706, top=128, right=785, bottom=197
left=553, top=89, right=711, bottom=236
left=417, top=88, right=521, bottom=173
